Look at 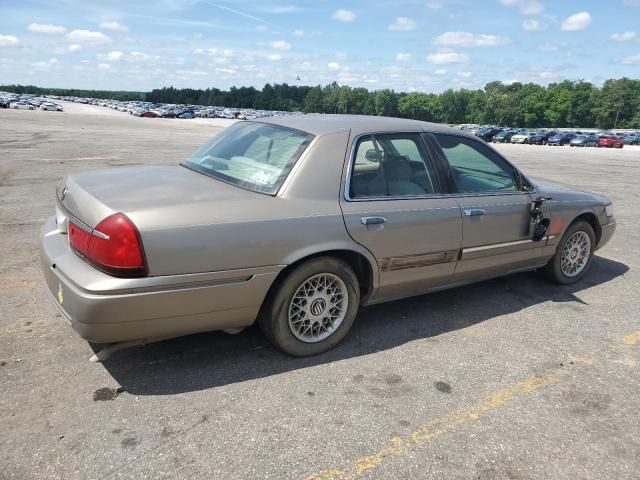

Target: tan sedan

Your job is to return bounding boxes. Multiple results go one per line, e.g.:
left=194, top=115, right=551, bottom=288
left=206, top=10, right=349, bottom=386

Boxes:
left=41, top=115, right=616, bottom=357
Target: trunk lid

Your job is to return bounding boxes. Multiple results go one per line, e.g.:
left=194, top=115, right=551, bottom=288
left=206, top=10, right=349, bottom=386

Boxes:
left=57, top=165, right=263, bottom=230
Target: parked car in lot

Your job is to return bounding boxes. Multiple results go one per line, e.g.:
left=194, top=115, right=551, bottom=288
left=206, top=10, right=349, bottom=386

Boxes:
left=492, top=130, right=518, bottom=143
left=140, top=111, right=159, bottom=118
left=510, top=131, right=536, bottom=144
left=10, top=101, right=35, bottom=110
left=476, top=127, right=503, bottom=142
left=598, top=135, right=624, bottom=148
left=40, top=103, right=63, bottom=111
left=41, top=115, right=616, bottom=357
left=622, top=134, right=639, bottom=145
left=570, top=134, right=599, bottom=147
left=529, top=131, right=556, bottom=145
left=547, top=133, right=576, bottom=146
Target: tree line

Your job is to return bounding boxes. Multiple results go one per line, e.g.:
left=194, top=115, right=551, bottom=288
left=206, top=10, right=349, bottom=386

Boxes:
left=3, top=78, right=639, bottom=129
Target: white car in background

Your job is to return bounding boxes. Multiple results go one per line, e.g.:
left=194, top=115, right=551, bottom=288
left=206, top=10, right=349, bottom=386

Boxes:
left=10, top=102, right=35, bottom=110
left=40, top=103, right=62, bottom=111
left=511, top=132, right=536, bottom=144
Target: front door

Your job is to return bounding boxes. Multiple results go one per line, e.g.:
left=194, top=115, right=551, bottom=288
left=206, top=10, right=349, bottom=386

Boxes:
left=430, top=133, right=544, bottom=281
left=340, top=132, right=462, bottom=302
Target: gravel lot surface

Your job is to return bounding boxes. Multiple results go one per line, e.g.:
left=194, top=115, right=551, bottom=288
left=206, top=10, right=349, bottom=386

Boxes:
left=1, top=102, right=639, bottom=480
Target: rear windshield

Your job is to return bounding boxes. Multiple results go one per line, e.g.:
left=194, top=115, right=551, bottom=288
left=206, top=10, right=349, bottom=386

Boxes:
left=184, top=121, right=314, bottom=194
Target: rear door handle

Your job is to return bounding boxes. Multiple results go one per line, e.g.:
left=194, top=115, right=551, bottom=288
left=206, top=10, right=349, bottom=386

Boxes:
left=361, top=216, right=387, bottom=225
left=464, top=208, right=486, bottom=217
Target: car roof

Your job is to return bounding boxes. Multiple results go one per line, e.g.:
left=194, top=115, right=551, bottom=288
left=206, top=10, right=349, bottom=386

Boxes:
left=255, top=114, right=474, bottom=138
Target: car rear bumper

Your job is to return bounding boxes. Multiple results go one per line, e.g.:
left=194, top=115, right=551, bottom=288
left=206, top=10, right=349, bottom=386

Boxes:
left=40, top=215, right=282, bottom=343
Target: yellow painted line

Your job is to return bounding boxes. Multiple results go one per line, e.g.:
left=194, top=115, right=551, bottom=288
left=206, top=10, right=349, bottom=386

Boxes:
left=305, top=375, right=558, bottom=480
left=306, top=331, right=640, bottom=480
left=623, top=331, right=640, bottom=346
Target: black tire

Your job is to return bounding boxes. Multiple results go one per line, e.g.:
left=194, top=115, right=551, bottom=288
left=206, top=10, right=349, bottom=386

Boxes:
left=258, top=257, right=360, bottom=356
left=543, top=220, right=596, bottom=285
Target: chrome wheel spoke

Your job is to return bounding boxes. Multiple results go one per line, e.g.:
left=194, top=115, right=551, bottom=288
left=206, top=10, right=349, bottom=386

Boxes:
left=288, top=273, right=348, bottom=343
left=560, top=231, right=591, bottom=277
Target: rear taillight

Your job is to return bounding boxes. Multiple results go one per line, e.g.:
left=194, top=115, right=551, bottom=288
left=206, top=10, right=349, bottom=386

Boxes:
left=69, top=213, right=147, bottom=277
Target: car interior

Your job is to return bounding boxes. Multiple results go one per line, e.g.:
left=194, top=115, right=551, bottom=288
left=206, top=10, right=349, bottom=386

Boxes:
left=349, top=135, right=440, bottom=198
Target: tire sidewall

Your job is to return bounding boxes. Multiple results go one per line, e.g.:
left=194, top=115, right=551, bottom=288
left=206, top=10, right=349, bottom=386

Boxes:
left=549, top=221, right=596, bottom=284
left=261, top=257, right=360, bottom=356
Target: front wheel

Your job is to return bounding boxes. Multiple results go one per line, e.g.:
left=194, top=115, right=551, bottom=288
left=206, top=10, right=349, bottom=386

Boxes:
left=258, top=257, right=360, bottom=356
left=543, top=221, right=595, bottom=285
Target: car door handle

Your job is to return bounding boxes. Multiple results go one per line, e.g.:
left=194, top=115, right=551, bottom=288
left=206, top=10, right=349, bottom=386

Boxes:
left=361, top=216, right=387, bottom=225
left=464, top=208, right=486, bottom=217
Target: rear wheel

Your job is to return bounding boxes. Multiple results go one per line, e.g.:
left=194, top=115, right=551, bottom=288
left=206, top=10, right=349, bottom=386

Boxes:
left=258, top=257, right=360, bottom=356
left=544, top=220, right=595, bottom=285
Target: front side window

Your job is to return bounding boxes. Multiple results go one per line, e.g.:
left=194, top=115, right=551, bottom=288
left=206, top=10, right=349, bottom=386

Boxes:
left=184, top=122, right=314, bottom=194
left=349, top=133, right=441, bottom=199
left=433, top=134, right=519, bottom=193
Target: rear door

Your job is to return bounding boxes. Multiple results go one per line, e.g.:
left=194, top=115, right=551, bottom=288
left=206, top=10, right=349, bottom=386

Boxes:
left=340, top=132, right=462, bottom=302
left=429, top=133, right=544, bottom=281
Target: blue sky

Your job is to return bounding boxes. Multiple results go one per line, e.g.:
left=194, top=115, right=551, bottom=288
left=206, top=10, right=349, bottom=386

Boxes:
left=1, top=0, right=639, bottom=92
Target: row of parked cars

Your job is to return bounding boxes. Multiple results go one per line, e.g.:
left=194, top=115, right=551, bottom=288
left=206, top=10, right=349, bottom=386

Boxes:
left=58, top=96, right=295, bottom=121
left=464, top=126, right=638, bottom=148
left=1, top=92, right=63, bottom=111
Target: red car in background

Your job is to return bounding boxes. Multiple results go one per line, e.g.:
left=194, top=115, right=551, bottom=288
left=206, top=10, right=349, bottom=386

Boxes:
left=140, top=111, right=159, bottom=118
left=598, top=135, right=624, bottom=148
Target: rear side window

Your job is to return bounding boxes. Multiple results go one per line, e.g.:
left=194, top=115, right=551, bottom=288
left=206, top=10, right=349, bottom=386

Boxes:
left=433, top=134, right=518, bottom=193
left=349, top=133, right=441, bottom=199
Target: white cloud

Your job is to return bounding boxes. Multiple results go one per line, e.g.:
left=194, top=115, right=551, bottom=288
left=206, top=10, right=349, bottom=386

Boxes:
left=539, top=43, right=558, bottom=51
left=622, top=53, right=640, bottom=64
left=106, top=50, right=123, bottom=61
left=433, top=31, right=509, bottom=47
left=0, top=35, right=19, bottom=46
left=27, top=23, right=66, bottom=34
left=129, top=51, right=150, bottom=61
left=427, top=51, right=469, bottom=64
left=257, top=5, right=298, bottom=13
left=293, top=29, right=304, bottom=37
left=539, top=71, right=554, bottom=79
left=100, top=21, right=128, bottom=32
left=327, top=62, right=340, bottom=70
left=389, top=17, right=417, bottom=31
left=499, top=0, right=543, bottom=15
left=522, top=19, right=543, bottom=31
left=97, top=63, right=111, bottom=71
left=332, top=9, right=356, bottom=22
left=68, top=44, right=82, bottom=52
left=561, top=12, right=592, bottom=32
left=396, top=52, right=412, bottom=61
left=66, top=29, right=111, bottom=45
left=271, top=40, right=291, bottom=50
left=426, top=0, right=444, bottom=9
left=267, top=54, right=282, bottom=61
left=611, top=31, right=637, bottom=41
left=434, top=68, right=447, bottom=75
left=457, top=71, right=472, bottom=78
left=623, top=0, right=640, bottom=5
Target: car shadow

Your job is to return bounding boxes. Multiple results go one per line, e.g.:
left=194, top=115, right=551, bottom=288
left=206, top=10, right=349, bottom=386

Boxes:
left=98, top=256, right=628, bottom=396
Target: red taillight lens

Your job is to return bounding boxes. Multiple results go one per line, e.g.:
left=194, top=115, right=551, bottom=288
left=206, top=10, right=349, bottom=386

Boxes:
left=69, top=220, right=92, bottom=256
left=69, top=213, right=147, bottom=277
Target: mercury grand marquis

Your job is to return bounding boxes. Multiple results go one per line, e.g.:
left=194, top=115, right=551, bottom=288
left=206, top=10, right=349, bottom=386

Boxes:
left=41, top=115, right=616, bottom=356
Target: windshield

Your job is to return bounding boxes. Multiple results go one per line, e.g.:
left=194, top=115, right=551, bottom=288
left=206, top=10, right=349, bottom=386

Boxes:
left=184, top=121, right=314, bottom=194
